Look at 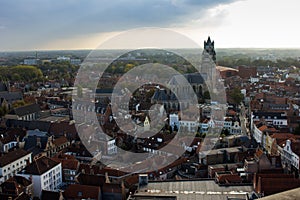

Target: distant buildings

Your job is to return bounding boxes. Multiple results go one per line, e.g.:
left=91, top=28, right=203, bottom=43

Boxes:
left=5, top=103, right=41, bottom=121
left=24, top=58, right=39, bottom=65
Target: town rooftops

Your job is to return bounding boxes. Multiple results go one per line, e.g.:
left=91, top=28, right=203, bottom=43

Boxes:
left=6, top=119, right=51, bottom=132
left=0, top=149, right=31, bottom=167
left=0, top=92, right=23, bottom=103
left=134, top=180, right=252, bottom=200
left=252, top=111, right=287, bottom=120
left=63, top=184, right=101, bottom=199
left=9, top=103, right=41, bottom=117
left=52, top=136, right=69, bottom=146
left=52, top=153, right=79, bottom=170
left=259, top=187, right=300, bottom=200
left=19, top=156, right=60, bottom=175
left=0, top=176, right=32, bottom=198
left=41, top=190, right=63, bottom=200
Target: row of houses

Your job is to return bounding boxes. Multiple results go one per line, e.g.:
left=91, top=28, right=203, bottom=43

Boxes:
left=169, top=113, right=242, bottom=134
left=251, top=111, right=300, bottom=175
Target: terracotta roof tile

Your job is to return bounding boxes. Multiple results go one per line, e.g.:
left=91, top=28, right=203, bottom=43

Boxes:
left=63, top=184, right=101, bottom=199
left=0, top=149, right=31, bottom=167
left=20, top=156, right=60, bottom=175
left=52, top=136, right=69, bottom=146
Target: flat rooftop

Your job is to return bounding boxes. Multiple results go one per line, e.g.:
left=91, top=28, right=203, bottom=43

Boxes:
left=133, top=180, right=253, bottom=200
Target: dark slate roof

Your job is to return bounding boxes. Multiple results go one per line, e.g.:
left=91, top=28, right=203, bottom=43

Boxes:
left=169, top=73, right=204, bottom=86
left=243, top=137, right=259, bottom=149
left=0, top=92, right=23, bottom=103
left=252, top=111, right=287, bottom=120
left=41, top=190, right=62, bottom=200
left=19, top=156, right=60, bottom=175
left=152, top=89, right=178, bottom=101
left=24, top=135, right=49, bottom=151
left=6, top=119, right=51, bottom=132
left=76, top=173, right=106, bottom=187
left=0, top=149, right=31, bottom=167
left=184, top=73, right=205, bottom=84
left=9, top=104, right=41, bottom=117
left=0, top=82, right=8, bottom=92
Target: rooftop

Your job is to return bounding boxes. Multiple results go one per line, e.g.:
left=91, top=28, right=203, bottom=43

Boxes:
left=19, top=156, right=60, bottom=175
left=259, top=187, right=300, bottom=200
left=0, top=149, right=31, bottom=167
left=134, top=180, right=253, bottom=200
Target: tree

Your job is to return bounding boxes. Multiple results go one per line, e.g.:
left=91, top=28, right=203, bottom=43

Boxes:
left=0, top=105, right=9, bottom=117
left=12, top=100, right=26, bottom=108
left=230, top=88, right=244, bottom=105
left=203, top=91, right=211, bottom=100
left=173, top=124, right=178, bottom=132
left=221, top=128, right=230, bottom=136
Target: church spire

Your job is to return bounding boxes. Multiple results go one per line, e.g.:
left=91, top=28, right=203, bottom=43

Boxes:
left=204, top=36, right=216, bottom=64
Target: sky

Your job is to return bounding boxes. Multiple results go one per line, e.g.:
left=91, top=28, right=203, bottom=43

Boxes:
left=0, top=0, right=300, bottom=51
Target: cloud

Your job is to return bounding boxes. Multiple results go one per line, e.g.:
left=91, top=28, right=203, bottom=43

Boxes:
left=0, top=0, right=241, bottom=50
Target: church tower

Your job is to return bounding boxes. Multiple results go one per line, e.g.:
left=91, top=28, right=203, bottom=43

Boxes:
left=204, top=36, right=216, bottom=63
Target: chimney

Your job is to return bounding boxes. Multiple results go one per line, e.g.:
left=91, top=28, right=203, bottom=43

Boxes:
left=26, top=159, right=30, bottom=166
left=43, top=159, right=49, bottom=168
left=36, top=137, right=41, bottom=148
left=271, top=157, right=276, bottom=167
left=121, top=180, right=126, bottom=200
left=105, top=172, right=110, bottom=183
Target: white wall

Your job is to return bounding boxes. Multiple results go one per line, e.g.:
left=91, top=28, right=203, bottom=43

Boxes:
left=19, top=163, right=62, bottom=198
left=0, top=153, right=32, bottom=183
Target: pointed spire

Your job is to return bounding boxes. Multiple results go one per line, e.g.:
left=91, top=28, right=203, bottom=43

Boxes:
left=204, top=36, right=216, bottom=64
left=207, top=36, right=211, bottom=43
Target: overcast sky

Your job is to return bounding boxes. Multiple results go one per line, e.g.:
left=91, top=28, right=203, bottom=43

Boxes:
left=0, top=0, right=300, bottom=51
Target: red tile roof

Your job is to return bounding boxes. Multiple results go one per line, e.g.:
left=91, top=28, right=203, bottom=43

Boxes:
left=51, top=155, right=79, bottom=170
left=20, top=156, right=60, bottom=175
left=63, top=184, right=101, bottom=199
left=0, top=149, right=31, bottom=167
left=52, top=136, right=69, bottom=146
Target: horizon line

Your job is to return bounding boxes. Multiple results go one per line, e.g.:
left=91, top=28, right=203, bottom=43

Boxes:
left=2, top=47, right=300, bottom=53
